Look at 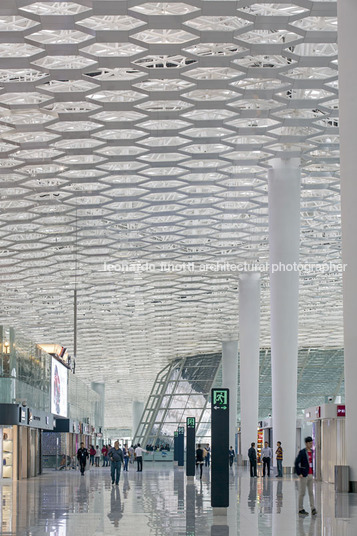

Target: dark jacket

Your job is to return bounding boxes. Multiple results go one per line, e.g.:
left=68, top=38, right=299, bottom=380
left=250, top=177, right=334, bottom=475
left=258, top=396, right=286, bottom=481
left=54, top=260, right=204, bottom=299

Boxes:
left=109, top=447, right=124, bottom=463
left=196, top=448, right=204, bottom=463
left=248, top=447, right=256, bottom=462
left=295, top=448, right=311, bottom=477
left=77, top=448, right=88, bottom=462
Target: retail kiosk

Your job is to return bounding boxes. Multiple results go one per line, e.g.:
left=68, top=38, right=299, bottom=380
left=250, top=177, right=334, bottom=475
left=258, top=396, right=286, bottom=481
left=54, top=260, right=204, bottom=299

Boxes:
left=304, top=403, right=346, bottom=484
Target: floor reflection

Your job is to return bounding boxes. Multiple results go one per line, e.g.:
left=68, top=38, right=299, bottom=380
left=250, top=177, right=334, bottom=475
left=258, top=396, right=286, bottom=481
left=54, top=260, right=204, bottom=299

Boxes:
left=107, top=486, right=123, bottom=528
left=186, top=480, right=195, bottom=535
left=2, top=464, right=357, bottom=535
left=211, top=525, right=229, bottom=536
left=297, top=516, right=316, bottom=536
left=76, top=477, right=89, bottom=512
left=248, top=477, right=257, bottom=512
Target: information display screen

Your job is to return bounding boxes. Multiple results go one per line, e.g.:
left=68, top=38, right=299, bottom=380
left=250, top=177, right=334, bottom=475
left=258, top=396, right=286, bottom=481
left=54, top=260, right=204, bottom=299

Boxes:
left=51, top=357, right=68, bottom=417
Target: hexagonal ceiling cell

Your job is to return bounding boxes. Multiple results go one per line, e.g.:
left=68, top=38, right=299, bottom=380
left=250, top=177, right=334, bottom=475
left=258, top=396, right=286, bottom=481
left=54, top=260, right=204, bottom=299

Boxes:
left=0, top=0, right=343, bottom=431
left=20, top=2, right=91, bottom=16
left=77, top=15, right=146, bottom=32
left=130, top=3, right=200, bottom=16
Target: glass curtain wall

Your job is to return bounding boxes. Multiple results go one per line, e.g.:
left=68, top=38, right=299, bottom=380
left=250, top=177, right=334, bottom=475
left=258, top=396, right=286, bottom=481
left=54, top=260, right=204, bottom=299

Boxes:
left=134, top=353, right=221, bottom=448
left=135, top=347, right=344, bottom=448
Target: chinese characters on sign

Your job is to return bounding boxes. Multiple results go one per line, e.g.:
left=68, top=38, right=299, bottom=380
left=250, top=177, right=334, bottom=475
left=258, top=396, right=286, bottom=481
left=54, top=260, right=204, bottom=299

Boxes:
left=187, top=417, right=195, bottom=428
left=211, top=388, right=229, bottom=508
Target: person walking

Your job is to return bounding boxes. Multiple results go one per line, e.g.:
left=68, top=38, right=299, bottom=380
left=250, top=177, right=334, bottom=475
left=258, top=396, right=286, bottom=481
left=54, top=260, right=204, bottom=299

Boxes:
left=204, top=444, right=211, bottom=467
left=261, top=441, right=273, bottom=477
left=95, top=445, right=100, bottom=467
left=229, top=446, right=235, bottom=467
left=134, top=443, right=147, bottom=472
left=129, top=445, right=134, bottom=464
left=123, top=444, right=130, bottom=472
left=248, top=442, right=257, bottom=477
left=295, top=436, right=317, bottom=516
left=276, top=441, right=283, bottom=477
left=77, top=442, right=89, bottom=476
left=108, top=441, right=124, bottom=485
left=196, top=444, right=204, bottom=479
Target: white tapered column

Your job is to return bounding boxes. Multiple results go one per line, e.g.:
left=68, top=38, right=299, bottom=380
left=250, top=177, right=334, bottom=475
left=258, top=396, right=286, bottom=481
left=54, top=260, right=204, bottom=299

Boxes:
left=132, top=400, right=144, bottom=440
left=239, top=273, right=260, bottom=462
left=338, top=0, right=357, bottom=491
left=222, top=340, right=238, bottom=449
left=269, top=158, right=301, bottom=470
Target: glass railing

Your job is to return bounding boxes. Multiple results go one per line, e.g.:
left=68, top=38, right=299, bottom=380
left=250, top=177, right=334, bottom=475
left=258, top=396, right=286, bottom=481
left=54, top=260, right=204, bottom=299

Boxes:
left=0, top=325, right=104, bottom=428
left=0, top=377, right=50, bottom=412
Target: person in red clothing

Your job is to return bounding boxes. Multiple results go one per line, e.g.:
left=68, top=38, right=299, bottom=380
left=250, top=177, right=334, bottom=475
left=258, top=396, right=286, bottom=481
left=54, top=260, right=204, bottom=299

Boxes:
left=89, top=445, right=96, bottom=466
left=102, top=444, right=108, bottom=467
left=295, top=436, right=317, bottom=516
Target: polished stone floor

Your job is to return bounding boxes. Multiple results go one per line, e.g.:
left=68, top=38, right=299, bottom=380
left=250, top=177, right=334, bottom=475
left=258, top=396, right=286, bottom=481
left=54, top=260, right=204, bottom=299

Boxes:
left=1, top=463, right=357, bottom=535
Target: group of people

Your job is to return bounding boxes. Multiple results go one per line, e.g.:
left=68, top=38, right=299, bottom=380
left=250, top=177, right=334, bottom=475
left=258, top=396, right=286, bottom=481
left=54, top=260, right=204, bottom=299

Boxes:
left=195, top=444, right=237, bottom=479
left=76, top=442, right=147, bottom=484
left=89, top=445, right=102, bottom=467
left=145, top=443, right=170, bottom=451
left=247, top=436, right=317, bottom=516
left=195, top=444, right=207, bottom=479
left=195, top=444, right=211, bottom=477
left=248, top=440, right=283, bottom=478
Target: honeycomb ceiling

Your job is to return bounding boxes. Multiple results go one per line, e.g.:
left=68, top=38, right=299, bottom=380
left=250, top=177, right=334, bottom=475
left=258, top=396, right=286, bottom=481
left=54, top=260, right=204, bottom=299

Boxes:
left=0, top=0, right=341, bottom=429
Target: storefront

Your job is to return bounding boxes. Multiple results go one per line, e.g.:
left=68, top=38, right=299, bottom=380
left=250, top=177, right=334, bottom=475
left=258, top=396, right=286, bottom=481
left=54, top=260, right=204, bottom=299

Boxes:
left=0, top=425, right=17, bottom=479
left=0, top=404, right=53, bottom=480
left=42, top=418, right=92, bottom=470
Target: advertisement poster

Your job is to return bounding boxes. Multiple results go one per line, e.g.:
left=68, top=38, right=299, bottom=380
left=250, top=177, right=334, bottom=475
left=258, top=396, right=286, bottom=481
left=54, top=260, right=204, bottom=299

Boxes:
left=51, top=358, right=68, bottom=417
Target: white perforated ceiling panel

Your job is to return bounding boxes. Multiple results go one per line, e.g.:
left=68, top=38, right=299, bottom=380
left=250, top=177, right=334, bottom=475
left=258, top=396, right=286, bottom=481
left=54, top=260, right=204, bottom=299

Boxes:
left=0, top=1, right=341, bottom=428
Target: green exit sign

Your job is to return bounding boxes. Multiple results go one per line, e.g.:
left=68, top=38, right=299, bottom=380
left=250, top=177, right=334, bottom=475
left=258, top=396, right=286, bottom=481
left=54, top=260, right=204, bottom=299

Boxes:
left=212, top=389, right=228, bottom=410
left=187, top=417, right=195, bottom=428
left=178, top=426, right=184, bottom=434
left=174, top=431, right=178, bottom=437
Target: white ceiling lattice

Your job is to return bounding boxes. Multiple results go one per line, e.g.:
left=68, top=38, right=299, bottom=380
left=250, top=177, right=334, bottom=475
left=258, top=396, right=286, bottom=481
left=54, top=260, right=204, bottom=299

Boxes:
left=0, top=1, right=341, bottom=429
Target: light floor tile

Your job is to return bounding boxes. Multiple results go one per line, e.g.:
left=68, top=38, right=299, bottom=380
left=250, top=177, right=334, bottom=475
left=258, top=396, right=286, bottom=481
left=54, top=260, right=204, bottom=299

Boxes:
left=1, top=463, right=357, bottom=535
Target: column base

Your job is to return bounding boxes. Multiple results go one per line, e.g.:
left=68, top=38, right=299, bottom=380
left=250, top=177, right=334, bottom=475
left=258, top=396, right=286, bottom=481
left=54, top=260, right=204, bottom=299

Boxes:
left=186, top=475, right=194, bottom=481
left=212, top=507, right=227, bottom=518
left=350, top=481, right=357, bottom=493
left=173, top=461, right=178, bottom=466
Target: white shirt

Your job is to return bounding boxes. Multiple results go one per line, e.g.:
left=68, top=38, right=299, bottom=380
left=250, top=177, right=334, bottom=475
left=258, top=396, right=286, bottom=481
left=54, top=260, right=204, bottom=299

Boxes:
left=95, top=448, right=100, bottom=457
left=135, top=447, right=146, bottom=457
left=261, top=447, right=272, bottom=458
